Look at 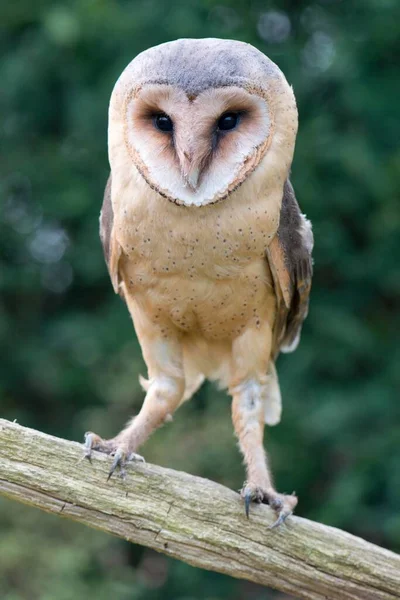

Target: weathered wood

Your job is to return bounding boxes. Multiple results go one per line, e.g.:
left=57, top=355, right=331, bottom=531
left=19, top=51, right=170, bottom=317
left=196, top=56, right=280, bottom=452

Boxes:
left=0, top=418, right=398, bottom=600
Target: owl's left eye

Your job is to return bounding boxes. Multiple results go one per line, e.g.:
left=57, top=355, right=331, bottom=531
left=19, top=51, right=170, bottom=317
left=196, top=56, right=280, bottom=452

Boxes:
left=217, top=112, right=240, bottom=131
left=154, top=114, right=173, bottom=132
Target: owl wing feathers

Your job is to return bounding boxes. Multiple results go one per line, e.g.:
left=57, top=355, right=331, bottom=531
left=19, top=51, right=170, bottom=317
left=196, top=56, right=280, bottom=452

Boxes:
left=266, top=180, right=313, bottom=359
left=100, top=174, right=122, bottom=295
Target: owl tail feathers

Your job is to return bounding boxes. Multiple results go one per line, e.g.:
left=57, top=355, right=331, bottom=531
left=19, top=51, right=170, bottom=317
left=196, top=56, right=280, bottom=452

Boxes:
left=264, top=362, right=282, bottom=426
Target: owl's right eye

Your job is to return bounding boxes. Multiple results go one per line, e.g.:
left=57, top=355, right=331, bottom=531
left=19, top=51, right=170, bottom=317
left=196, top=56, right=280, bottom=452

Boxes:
left=154, top=114, right=173, bottom=132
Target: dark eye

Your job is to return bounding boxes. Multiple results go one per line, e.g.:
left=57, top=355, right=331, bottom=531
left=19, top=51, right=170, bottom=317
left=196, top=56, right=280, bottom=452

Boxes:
left=154, top=114, right=173, bottom=132
left=217, top=112, right=239, bottom=131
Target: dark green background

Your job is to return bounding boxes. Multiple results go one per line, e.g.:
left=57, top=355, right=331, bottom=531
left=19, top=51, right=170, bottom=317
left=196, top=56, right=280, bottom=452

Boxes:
left=1, top=1, right=399, bottom=598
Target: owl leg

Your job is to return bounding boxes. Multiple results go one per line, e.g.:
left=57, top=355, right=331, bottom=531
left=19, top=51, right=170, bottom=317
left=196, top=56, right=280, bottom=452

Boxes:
left=230, top=327, right=297, bottom=527
left=85, top=374, right=185, bottom=479
left=85, top=310, right=185, bottom=479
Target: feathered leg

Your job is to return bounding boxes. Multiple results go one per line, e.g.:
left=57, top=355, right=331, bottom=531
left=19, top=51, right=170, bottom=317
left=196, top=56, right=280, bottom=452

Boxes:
left=230, top=325, right=297, bottom=526
left=85, top=295, right=185, bottom=479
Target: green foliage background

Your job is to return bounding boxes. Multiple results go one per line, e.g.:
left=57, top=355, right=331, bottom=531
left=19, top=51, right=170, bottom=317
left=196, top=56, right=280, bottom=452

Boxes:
left=1, top=1, right=399, bottom=598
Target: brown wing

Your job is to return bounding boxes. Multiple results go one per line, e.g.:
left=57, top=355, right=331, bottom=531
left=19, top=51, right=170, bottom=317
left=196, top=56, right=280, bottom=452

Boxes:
left=266, top=180, right=313, bottom=359
left=99, top=173, right=122, bottom=295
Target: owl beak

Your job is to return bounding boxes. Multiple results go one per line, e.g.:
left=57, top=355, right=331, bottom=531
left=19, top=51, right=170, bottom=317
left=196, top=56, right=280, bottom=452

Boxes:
left=175, top=144, right=205, bottom=190
left=184, top=165, right=201, bottom=190
left=178, top=151, right=201, bottom=190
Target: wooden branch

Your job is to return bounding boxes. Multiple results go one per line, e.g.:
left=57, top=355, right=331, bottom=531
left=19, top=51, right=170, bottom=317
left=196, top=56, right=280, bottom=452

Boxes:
left=0, top=419, right=398, bottom=600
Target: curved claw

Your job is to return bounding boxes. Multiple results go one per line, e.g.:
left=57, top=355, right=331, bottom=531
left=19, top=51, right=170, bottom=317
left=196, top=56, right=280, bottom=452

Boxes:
left=84, top=432, right=95, bottom=462
left=268, top=510, right=292, bottom=530
left=83, top=431, right=145, bottom=481
left=244, top=491, right=252, bottom=519
left=128, top=452, right=146, bottom=464
left=107, top=449, right=126, bottom=481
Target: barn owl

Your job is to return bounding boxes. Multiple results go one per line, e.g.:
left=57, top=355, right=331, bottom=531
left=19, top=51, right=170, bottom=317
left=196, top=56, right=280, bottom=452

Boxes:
left=85, top=38, right=313, bottom=527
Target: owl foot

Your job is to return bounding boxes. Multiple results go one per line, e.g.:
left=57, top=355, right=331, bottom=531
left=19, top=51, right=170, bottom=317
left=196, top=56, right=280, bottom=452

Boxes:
left=84, top=432, right=115, bottom=459
left=84, top=432, right=145, bottom=480
left=241, top=483, right=297, bottom=528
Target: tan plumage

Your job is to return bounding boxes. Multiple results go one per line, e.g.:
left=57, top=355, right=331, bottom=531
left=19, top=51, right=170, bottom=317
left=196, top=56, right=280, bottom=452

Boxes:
left=88, top=38, right=313, bottom=525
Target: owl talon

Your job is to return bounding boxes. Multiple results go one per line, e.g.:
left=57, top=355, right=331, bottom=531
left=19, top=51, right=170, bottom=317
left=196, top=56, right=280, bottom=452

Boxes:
left=241, top=483, right=297, bottom=527
left=83, top=432, right=144, bottom=480
left=244, top=491, right=252, bottom=519
left=84, top=431, right=109, bottom=461
left=268, top=509, right=292, bottom=530
left=83, top=431, right=114, bottom=461
left=84, top=433, right=94, bottom=461
left=107, top=449, right=126, bottom=481
left=107, top=449, right=145, bottom=481
left=128, top=452, right=146, bottom=464
left=241, top=483, right=263, bottom=518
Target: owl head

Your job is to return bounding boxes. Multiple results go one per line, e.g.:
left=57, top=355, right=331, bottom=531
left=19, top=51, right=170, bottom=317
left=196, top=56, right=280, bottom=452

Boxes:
left=108, top=38, right=298, bottom=207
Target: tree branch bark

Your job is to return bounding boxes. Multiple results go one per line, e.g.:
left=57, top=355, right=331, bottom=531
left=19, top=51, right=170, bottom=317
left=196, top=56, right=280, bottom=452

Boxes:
left=0, top=418, right=398, bottom=600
